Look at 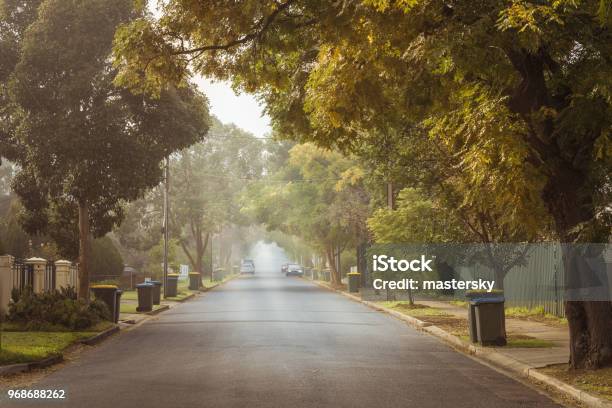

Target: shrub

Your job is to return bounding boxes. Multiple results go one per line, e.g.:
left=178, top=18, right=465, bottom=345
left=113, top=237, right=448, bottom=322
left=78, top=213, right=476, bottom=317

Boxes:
left=7, top=287, right=110, bottom=331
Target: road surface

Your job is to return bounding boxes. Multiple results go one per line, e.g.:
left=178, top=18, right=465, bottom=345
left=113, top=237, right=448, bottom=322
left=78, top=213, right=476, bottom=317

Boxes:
left=2, top=271, right=562, bottom=407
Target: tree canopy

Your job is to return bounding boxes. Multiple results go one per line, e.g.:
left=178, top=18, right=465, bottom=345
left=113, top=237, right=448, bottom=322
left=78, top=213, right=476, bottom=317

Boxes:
left=1, top=0, right=210, bottom=297
left=242, top=143, right=369, bottom=284
left=113, top=0, right=611, bottom=369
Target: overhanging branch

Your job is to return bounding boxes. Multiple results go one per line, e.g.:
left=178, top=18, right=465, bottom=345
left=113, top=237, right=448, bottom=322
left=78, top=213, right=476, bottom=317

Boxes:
left=171, top=0, right=298, bottom=56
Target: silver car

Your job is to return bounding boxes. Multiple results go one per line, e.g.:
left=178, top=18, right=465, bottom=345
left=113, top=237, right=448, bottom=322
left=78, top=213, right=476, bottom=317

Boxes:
left=240, top=259, right=255, bottom=274
left=285, top=264, right=304, bottom=276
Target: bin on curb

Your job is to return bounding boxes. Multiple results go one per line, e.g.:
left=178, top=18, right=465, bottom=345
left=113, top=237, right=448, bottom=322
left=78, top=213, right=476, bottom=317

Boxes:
left=348, top=272, right=361, bottom=293
left=214, top=268, right=226, bottom=281
left=136, top=283, right=153, bottom=312
left=114, top=289, right=123, bottom=323
left=166, top=274, right=179, bottom=297
left=189, top=272, right=201, bottom=290
left=90, top=285, right=118, bottom=322
left=468, top=301, right=478, bottom=343
left=465, top=290, right=503, bottom=343
left=470, top=296, right=506, bottom=346
left=149, top=280, right=162, bottom=305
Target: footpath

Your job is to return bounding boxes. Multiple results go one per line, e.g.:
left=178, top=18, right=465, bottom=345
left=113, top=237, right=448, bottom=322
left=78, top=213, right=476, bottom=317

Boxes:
left=311, top=279, right=612, bottom=408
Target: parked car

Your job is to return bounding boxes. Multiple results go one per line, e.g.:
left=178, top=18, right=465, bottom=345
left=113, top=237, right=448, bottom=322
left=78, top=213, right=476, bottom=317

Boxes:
left=281, top=263, right=289, bottom=274
left=286, top=264, right=304, bottom=277
left=240, top=259, right=255, bottom=274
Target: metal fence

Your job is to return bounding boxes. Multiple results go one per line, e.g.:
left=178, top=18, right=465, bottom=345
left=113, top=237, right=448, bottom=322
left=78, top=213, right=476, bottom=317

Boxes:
left=44, top=260, right=56, bottom=292
left=11, top=259, right=34, bottom=292
left=455, top=245, right=566, bottom=316
left=69, top=263, right=79, bottom=289
left=362, top=243, right=611, bottom=317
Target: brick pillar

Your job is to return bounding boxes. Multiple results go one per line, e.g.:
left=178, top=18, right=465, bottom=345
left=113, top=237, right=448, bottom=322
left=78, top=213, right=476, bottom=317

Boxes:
left=26, top=257, right=47, bottom=294
left=0, top=255, right=15, bottom=316
left=55, top=260, right=72, bottom=290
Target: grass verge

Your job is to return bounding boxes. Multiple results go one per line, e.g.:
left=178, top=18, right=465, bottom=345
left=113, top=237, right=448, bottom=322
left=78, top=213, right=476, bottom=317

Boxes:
left=0, top=328, right=109, bottom=366
left=1, top=321, right=114, bottom=333
left=540, top=364, right=612, bottom=401
left=377, top=301, right=554, bottom=348
left=120, top=274, right=237, bottom=304
left=505, top=306, right=567, bottom=327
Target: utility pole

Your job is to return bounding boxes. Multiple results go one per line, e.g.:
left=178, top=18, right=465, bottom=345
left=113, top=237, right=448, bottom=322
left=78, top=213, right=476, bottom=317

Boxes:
left=163, top=156, right=170, bottom=298
left=210, top=233, right=214, bottom=281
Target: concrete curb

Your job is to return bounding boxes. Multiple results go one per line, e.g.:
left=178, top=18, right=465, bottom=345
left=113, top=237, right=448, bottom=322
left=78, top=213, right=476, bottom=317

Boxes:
left=309, top=279, right=612, bottom=408
left=199, top=274, right=240, bottom=293
left=165, top=293, right=197, bottom=302
left=147, top=305, right=170, bottom=316
left=81, top=325, right=120, bottom=346
left=181, top=293, right=197, bottom=301
left=0, top=354, right=64, bottom=376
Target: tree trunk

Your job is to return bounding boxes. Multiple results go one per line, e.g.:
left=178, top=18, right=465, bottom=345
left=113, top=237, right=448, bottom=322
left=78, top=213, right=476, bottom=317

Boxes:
left=566, top=301, right=612, bottom=369
left=195, top=232, right=209, bottom=286
left=195, top=237, right=204, bottom=275
left=78, top=199, right=90, bottom=301
left=494, top=269, right=505, bottom=291
left=503, top=46, right=612, bottom=369
left=548, top=173, right=612, bottom=369
left=327, top=246, right=341, bottom=286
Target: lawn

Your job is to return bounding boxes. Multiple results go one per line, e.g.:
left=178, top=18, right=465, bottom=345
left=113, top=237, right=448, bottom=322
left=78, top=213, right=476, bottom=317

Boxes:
left=1, top=321, right=114, bottom=333
left=444, top=302, right=567, bottom=328
left=0, top=330, right=102, bottom=365
left=504, top=306, right=567, bottom=327
left=378, top=301, right=450, bottom=317
left=540, top=364, right=612, bottom=401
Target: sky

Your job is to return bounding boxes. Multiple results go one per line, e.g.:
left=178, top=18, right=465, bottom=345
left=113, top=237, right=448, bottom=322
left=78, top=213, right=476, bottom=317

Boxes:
left=194, top=77, right=272, bottom=138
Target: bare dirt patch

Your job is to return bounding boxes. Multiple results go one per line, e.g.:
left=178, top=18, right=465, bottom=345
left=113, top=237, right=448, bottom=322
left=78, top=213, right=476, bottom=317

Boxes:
left=540, top=364, right=612, bottom=402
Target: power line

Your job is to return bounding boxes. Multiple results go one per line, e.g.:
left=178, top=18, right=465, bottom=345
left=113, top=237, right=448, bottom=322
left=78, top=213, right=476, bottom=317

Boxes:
left=207, top=134, right=276, bottom=141
left=196, top=172, right=343, bottom=183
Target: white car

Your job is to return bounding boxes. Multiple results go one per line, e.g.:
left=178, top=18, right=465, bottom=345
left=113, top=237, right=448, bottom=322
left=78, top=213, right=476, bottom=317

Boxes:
left=240, top=259, right=255, bottom=274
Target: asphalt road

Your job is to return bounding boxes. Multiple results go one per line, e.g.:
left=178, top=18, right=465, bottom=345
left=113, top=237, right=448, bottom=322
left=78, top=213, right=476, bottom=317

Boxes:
left=2, top=271, right=562, bottom=408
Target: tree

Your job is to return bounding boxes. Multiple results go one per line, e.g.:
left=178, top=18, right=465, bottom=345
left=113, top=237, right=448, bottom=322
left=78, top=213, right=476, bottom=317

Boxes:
left=0, top=0, right=43, bottom=164
left=113, top=0, right=612, bottom=369
left=1, top=0, right=209, bottom=299
left=112, top=188, right=164, bottom=271
left=243, top=143, right=369, bottom=285
left=90, top=236, right=124, bottom=280
left=170, top=118, right=264, bottom=276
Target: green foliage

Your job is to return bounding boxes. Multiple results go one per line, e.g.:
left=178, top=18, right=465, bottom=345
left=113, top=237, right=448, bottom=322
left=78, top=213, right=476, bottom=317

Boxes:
left=242, top=143, right=369, bottom=282
left=90, top=236, right=124, bottom=278
left=368, top=188, right=467, bottom=243
left=114, top=0, right=611, bottom=245
left=1, top=0, right=210, bottom=262
left=146, top=237, right=179, bottom=278
left=7, top=286, right=110, bottom=330
left=0, top=331, right=98, bottom=365
left=169, top=118, right=264, bottom=271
